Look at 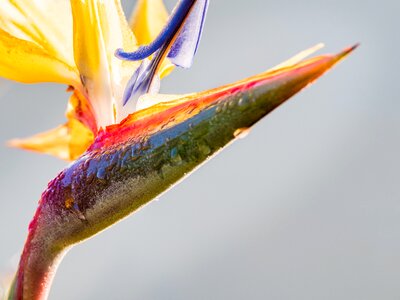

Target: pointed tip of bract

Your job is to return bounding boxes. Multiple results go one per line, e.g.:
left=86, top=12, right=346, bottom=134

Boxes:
left=232, top=43, right=360, bottom=102
left=335, top=43, right=360, bottom=61
left=304, top=43, right=359, bottom=86
left=273, top=43, right=359, bottom=90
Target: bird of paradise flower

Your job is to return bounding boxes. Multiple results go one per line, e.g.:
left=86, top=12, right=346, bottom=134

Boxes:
left=0, top=0, right=356, bottom=299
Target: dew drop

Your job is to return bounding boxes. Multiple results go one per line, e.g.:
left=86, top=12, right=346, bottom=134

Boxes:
left=120, top=150, right=131, bottom=169
left=64, top=195, right=87, bottom=222
left=86, top=172, right=95, bottom=185
left=199, top=143, right=211, bottom=155
left=234, top=127, right=251, bottom=139
left=249, top=92, right=256, bottom=103
left=238, top=97, right=247, bottom=107
left=157, top=166, right=165, bottom=179
left=96, top=167, right=106, bottom=180
left=28, top=218, right=37, bottom=232
left=170, top=148, right=183, bottom=165
left=72, top=203, right=87, bottom=222
left=221, top=102, right=228, bottom=112
left=74, top=210, right=87, bottom=222
left=106, top=162, right=116, bottom=172
left=65, top=197, right=74, bottom=209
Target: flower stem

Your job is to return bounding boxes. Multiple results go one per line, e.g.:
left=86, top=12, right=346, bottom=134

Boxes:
left=7, top=213, right=66, bottom=300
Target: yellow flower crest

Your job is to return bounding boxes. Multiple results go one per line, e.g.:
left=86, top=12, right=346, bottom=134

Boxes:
left=3, top=0, right=178, bottom=160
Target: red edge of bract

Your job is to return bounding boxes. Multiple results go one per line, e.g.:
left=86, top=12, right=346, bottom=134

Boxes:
left=89, top=45, right=358, bottom=152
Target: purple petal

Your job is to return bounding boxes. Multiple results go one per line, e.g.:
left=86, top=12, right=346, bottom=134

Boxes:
left=116, top=0, right=197, bottom=61
left=120, top=0, right=210, bottom=107
left=122, top=60, right=150, bottom=105
left=167, top=0, right=209, bottom=68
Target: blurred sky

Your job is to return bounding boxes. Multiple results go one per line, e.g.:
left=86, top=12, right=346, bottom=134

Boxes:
left=1, top=0, right=400, bottom=299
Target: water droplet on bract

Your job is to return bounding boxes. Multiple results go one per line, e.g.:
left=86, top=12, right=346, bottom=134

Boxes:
left=249, top=92, right=256, bottom=103
left=82, top=159, right=90, bottom=171
left=65, top=197, right=74, bottom=209
left=170, top=148, right=183, bottom=165
left=174, top=156, right=183, bottom=165
left=170, top=147, right=178, bottom=157
left=64, top=195, right=86, bottom=222
left=234, top=127, right=251, bottom=139
left=199, top=143, right=211, bottom=155
left=96, top=167, right=106, bottom=180
left=221, top=102, right=228, bottom=112
left=106, top=162, right=116, bottom=172
left=28, top=218, right=37, bottom=231
left=215, top=105, right=222, bottom=113
left=86, top=172, right=95, bottom=185
left=105, top=153, right=118, bottom=171
left=120, top=150, right=132, bottom=169
left=75, top=211, right=87, bottom=222
left=157, top=166, right=165, bottom=179
left=73, top=203, right=87, bottom=222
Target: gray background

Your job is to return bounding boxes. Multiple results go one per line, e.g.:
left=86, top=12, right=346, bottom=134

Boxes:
left=1, top=0, right=399, bottom=299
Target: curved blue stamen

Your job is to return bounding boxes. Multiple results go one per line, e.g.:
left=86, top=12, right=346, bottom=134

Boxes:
left=118, top=0, right=209, bottom=107
left=116, top=0, right=197, bottom=61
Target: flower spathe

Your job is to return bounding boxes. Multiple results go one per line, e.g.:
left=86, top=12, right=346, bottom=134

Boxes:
left=8, top=43, right=356, bottom=300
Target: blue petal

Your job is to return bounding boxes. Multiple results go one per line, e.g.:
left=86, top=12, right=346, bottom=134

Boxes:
left=116, top=0, right=197, bottom=61
left=119, top=0, right=209, bottom=106
left=167, top=0, right=209, bottom=68
left=122, top=59, right=150, bottom=105
left=122, top=50, right=165, bottom=106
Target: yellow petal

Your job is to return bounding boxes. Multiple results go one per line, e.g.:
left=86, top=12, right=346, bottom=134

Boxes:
left=9, top=119, right=94, bottom=161
left=130, top=0, right=169, bottom=45
left=71, top=0, right=139, bottom=128
left=0, top=29, right=78, bottom=84
left=9, top=90, right=97, bottom=160
left=268, top=43, right=325, bottom=72
left=0, top=0, right=75, bottom=69
left=130, top=0, right=175, bottom=80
